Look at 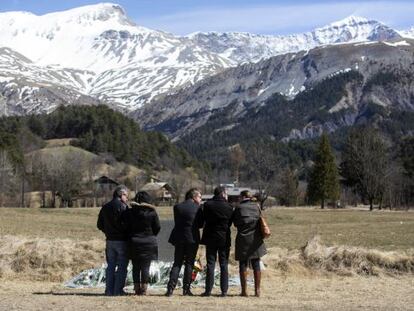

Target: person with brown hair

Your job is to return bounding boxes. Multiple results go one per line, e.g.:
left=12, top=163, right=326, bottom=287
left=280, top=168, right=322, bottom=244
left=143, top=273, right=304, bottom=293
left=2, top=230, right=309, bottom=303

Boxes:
left=233, top=190, right=267, bottom=297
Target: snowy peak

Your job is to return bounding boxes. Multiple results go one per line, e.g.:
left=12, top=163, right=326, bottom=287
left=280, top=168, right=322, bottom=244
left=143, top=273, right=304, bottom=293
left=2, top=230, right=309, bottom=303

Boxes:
left=42, top=3, right=134, bottom=26
left=327, top=15, right=372, bottom=27
left=313, top=15, right=401, bottom=44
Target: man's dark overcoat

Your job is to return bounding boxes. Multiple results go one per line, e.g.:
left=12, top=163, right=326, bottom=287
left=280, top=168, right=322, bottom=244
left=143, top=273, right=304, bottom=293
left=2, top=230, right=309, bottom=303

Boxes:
left=168, top=199, right=203, bottom=245
left=200, top=195, right=233, bottom=247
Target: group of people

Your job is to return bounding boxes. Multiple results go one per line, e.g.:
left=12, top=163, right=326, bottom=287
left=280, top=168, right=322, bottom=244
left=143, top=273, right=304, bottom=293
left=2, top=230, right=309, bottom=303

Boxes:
left=97, top=185, right=267, bottom=298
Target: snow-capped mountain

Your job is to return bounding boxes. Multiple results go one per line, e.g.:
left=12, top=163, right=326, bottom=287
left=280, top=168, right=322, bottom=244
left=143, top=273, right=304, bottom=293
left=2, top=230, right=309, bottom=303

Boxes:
left=399, top=27, right=414, bottom=39
left=0, top=3, right=409, bottom=115
left=189, top=16, right=401, bottom=64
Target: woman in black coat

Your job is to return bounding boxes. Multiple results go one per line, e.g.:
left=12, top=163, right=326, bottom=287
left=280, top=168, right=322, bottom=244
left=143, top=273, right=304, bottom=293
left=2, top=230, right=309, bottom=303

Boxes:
left=233, top=190, right=267, bottom=297
left=123, top=191, right=160, bottom=295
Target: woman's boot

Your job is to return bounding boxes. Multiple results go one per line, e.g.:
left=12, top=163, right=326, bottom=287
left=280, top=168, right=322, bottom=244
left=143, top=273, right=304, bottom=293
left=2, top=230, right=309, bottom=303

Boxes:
left=134, top=283, right=141, bottom=295
left=253, top=270, right=261, bottom=297
left=140, top=283, right=148, bottom=296
left=239, top=271, right=248, bottom=297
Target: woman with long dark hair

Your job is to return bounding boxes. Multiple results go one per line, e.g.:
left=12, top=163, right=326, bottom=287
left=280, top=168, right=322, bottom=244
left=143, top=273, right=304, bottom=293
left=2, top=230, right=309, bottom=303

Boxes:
left=123, top=191, right=160, bottom=295
left=233, top=190, right=267, bottom=297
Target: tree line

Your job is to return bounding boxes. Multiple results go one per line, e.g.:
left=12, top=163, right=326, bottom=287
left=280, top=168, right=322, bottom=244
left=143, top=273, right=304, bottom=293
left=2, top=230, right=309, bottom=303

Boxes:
left=0, top=105, right=208, bottom=207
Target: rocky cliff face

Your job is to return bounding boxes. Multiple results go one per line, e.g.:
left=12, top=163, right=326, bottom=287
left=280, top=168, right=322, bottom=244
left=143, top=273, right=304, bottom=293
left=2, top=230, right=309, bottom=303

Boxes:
left=136, top=39, right=414, bottom=140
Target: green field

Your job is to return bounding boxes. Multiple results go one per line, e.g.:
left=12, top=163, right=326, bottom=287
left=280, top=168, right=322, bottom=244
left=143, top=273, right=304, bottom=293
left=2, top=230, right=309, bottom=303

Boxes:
left=1, top=207, right=413, bottom=251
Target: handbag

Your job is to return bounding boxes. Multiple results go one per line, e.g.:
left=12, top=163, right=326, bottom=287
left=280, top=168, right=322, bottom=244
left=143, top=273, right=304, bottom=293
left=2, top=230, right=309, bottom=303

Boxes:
left=257, top=206, right=271, bottom=239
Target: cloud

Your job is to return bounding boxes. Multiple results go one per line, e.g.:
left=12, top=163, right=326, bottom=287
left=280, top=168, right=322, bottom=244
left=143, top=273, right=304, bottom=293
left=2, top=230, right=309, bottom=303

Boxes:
left=136, top=1, right=414, bottom=35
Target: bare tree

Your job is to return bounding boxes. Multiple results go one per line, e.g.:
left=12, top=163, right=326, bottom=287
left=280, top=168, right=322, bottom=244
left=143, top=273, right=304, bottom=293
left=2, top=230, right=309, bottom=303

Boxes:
left=228, top=144, right=246, bottom=185
left=0, top=150, right=16, bottom=207
left=340, top=127, right=390, bottom=211
left=247, top=142, right=280, bottom=209
left=30, top=153, right=49, bottom=207
left=277, top=167, right=299, bottom=206
left=30, top=151, right=86, bottom=207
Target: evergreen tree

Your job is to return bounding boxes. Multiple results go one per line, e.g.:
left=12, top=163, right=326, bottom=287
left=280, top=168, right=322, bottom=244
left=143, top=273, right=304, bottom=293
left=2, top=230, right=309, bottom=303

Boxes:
left=307, top=134, right=340, bottom=209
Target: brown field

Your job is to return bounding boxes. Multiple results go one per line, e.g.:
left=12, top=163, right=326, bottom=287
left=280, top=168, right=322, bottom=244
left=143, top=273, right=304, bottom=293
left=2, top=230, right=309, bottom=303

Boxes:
left=0, top=206, right=413, bottom=310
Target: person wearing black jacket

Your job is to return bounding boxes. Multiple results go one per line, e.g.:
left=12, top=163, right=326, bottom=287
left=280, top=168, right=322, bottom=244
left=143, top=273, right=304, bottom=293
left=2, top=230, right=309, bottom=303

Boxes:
left=165, top=188, right=203, bottom=297
left=123, top=191, right=160, bottom=296
left=200, top=186, right=234, bottom=297
left=97, top=185, right=129, bottom=296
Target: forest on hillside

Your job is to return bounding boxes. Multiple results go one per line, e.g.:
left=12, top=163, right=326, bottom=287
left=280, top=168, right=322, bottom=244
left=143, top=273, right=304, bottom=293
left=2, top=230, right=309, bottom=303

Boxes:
left=0, top=106, right=208, bottom=207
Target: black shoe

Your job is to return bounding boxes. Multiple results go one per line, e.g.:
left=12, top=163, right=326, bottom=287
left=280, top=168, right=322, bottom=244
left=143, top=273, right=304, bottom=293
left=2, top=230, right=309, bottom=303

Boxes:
left=165, top=289, right=173, bottom=297
left=183, top=289, right=194, bottom=296
left=200, top=292, right=211, bottom=297
left=220, top=292, right=227, bottom=297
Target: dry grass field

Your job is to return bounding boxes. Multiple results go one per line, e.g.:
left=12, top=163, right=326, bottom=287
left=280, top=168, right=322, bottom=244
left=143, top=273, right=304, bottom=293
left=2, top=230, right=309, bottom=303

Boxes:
left=0, top=206, right=413, bottom=310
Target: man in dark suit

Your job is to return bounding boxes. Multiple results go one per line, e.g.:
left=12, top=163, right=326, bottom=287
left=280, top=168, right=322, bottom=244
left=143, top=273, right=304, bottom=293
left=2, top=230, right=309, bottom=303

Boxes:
left=200, top=186, right=234, bottom=297
left=165, top=188, right=203, bottom=296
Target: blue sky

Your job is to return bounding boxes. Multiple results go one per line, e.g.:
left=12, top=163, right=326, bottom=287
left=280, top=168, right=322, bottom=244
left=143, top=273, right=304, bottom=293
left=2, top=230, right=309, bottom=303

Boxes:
left=1, top=0, right=414, bottom=35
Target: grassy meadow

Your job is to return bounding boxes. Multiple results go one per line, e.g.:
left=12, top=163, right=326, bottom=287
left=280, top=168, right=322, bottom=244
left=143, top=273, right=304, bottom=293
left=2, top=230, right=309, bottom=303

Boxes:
left=0, top=206, right=413, bottom=311
left=1, top=206, right=413, bottom=251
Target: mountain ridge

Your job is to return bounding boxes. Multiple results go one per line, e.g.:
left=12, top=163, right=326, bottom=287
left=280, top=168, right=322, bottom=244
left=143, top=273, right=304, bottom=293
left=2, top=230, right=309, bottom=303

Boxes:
left=0, top=3, right=411, bottom=114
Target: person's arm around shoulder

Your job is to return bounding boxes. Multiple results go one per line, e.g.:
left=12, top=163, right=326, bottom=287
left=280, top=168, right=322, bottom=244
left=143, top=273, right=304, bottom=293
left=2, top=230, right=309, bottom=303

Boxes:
left=173, top=203, right=179, bottom=223
left=195, top=204, right=204, bottom=228
left=120, top=207, right=130, bottom=232
left=152, top=210, right=161, bottom=235
left=97, top=207, right=105, bottom=232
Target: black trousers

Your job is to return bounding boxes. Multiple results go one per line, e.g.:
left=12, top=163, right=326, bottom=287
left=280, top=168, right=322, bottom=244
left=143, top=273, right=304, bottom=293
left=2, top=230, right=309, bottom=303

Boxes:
left=205, top=244, right=230, bottom=294
left=167, top=243, right=198, bottom=290
left=132, top=258, right=151, bottom=284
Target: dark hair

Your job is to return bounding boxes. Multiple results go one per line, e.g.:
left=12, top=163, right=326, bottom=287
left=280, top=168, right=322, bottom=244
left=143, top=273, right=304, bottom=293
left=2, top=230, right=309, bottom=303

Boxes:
left=113, top=185, right=128, bottom=198
left=214, top=186, right=226, bottom=197
left=134, top=191, right=153, bottom=204
left=185, top=188, right=201, bottom=200
left=240, top=190, right=252, bottom=199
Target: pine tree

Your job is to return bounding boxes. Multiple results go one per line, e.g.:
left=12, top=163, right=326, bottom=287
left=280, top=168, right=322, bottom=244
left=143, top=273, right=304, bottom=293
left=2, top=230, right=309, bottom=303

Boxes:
left=307, top=134, right=340, bottom=209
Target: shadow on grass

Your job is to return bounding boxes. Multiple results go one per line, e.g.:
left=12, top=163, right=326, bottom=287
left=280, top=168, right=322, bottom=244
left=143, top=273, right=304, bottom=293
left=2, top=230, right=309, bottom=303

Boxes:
left=33, top=291, right=106, bottom=297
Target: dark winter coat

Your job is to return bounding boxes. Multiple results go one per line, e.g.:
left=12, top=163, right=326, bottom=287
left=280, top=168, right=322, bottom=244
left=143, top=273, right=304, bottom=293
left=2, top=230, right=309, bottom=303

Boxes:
left=122, top=202, right=161, bottom=261
left=97, top=197, right=128, bottom=241
left=233, top=199, right=267, bottom=261
left=200, top=195, right=234, bottom=248
left=168, top=199, right=203, bottom=246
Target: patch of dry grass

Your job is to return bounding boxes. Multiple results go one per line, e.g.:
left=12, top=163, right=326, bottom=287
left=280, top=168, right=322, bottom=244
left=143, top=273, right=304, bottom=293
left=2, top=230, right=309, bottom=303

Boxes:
left=264, top=236, right=414, bottom=277
left=0, top=235, right=104, bottom=282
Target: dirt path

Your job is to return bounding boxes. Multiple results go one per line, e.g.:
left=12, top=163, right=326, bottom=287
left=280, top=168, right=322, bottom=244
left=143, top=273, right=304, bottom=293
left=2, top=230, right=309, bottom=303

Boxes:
left=1, top=276, right=413, bottom=311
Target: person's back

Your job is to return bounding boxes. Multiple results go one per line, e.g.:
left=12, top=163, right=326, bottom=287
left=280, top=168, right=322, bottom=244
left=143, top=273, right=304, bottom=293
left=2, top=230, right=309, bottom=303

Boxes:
left=201, top=195, right=233, bottom=247
left=98, top=197, right=128, bottom=241
left=200, top=187, right=233, bottom=297
left=233, top=191, right=267, bottom=298
left=97, top=185, right=129, bottom=296
left=166, top=188, right=203, bottom=297
left=125, top=203, right=160, bottom=238
left=168, top=198, right=202, bottom=245
left=123, top=192, right=160, bottom=296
